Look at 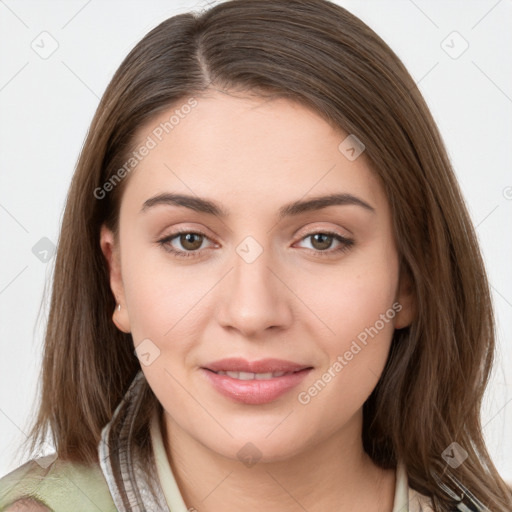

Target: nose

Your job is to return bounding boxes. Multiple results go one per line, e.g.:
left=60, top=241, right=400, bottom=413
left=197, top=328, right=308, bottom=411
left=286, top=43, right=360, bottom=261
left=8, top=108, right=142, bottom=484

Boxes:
left=215, top=243, right=293, bottom=338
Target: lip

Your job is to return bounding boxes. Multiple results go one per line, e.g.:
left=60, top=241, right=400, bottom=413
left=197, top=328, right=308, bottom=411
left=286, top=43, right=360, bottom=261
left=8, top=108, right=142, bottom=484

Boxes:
left=203, top=358, right=311, bottom=374
left=201, top=358, right=313, bottom=405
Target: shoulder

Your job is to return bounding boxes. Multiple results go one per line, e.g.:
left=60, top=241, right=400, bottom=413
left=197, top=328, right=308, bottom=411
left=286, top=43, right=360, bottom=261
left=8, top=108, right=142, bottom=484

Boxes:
left=0, top=454, right=116, bottom=512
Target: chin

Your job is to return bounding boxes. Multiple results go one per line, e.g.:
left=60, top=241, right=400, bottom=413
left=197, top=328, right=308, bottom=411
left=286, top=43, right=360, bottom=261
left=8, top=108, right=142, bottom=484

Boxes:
left=204, top=427, right=314, bottom=465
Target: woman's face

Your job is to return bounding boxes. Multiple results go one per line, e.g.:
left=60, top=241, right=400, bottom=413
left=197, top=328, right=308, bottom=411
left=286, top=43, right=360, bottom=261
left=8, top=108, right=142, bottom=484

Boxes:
left=101, top=90, right=413, bottom=462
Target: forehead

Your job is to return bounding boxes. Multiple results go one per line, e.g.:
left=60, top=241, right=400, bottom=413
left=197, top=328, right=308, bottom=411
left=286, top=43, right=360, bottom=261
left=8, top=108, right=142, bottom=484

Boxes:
left=120, top=91, right=387, bottom=218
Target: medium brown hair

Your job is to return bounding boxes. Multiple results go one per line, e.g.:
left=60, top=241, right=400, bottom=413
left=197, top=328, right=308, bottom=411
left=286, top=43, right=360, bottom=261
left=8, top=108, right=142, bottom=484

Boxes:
left=22, top=0, right=511, bottom=510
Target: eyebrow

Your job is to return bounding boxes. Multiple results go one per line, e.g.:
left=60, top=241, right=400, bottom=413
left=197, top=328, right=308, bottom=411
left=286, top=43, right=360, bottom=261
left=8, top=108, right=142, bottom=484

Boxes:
left=140, top=192, right=375, bottom=219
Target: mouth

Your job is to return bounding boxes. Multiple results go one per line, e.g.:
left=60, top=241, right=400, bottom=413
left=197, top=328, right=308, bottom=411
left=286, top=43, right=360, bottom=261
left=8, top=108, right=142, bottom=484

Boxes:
left=202, top=357, right=312, bottom=374
left=207, top=369, right=304, bottom=380
left=200, top=358, right=313, bottom=405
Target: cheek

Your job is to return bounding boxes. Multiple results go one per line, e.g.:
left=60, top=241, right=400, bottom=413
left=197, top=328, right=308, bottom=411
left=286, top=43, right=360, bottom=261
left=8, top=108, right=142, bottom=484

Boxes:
left=298, top=247, right=399, bottom=341
left=120, top=241, right=211, bottom=399
left=295, top=246, right=399, bottom=401
left=120, top=236, right=206, bottom=341
left=295, top=290, right=397, bottom=434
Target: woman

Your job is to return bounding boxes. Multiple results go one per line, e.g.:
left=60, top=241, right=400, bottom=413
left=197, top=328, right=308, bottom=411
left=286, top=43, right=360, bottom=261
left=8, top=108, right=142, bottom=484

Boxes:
left=1, top=0, right=510, bottom=510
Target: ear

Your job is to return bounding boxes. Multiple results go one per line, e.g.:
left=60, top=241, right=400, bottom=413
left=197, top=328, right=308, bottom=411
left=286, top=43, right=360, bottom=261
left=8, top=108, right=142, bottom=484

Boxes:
left=394, top=268, right=416, bottom=329
left=100, top=224, right=131, bottom=333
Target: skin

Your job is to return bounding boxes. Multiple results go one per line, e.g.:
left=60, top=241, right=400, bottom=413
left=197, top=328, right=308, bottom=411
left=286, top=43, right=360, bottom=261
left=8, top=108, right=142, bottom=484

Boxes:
left=100, top=89, right=415, bottom=512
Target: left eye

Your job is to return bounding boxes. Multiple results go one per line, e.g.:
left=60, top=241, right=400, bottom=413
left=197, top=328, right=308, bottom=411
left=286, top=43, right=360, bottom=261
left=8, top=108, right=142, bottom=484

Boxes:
left=157, top=230, right=354, bottom=259
left=296, top=232, right=351, bottom=252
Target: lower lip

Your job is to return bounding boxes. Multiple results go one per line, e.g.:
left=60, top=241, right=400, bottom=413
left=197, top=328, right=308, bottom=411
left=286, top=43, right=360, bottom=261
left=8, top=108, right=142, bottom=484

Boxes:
left=201, top=368, right=312, bottom=405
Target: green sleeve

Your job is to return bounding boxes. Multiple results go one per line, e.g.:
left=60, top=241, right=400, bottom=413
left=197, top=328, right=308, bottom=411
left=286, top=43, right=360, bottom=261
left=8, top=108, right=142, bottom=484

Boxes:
left=0, top=456, right=117, bottom=512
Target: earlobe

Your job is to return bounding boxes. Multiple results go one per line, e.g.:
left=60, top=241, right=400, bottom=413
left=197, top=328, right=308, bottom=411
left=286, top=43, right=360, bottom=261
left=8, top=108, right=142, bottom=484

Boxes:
left=99, top=224, right=131, bottom=333
left=394, top=270, right=416, bottom=329
left=112, top=303, right=130, bottom=333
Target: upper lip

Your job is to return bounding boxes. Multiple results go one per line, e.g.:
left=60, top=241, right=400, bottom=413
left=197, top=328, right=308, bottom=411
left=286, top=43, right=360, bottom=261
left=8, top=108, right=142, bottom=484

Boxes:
left=203, top=358, right=312, bottom=373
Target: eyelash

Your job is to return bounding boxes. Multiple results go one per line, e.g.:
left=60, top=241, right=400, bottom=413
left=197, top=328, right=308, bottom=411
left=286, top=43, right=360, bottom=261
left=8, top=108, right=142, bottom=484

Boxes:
left=157, top=228, right=354, bottom=260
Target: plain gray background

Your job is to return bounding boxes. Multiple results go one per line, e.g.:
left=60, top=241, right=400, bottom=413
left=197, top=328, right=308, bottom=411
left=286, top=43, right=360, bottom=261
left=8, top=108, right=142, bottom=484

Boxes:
left=1, top=0, right=511, bottom=484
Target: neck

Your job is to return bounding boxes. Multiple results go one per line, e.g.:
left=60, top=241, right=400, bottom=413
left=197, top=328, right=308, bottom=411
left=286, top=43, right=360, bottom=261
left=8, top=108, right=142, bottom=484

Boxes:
left=161, top=410, right=396, bottom=512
